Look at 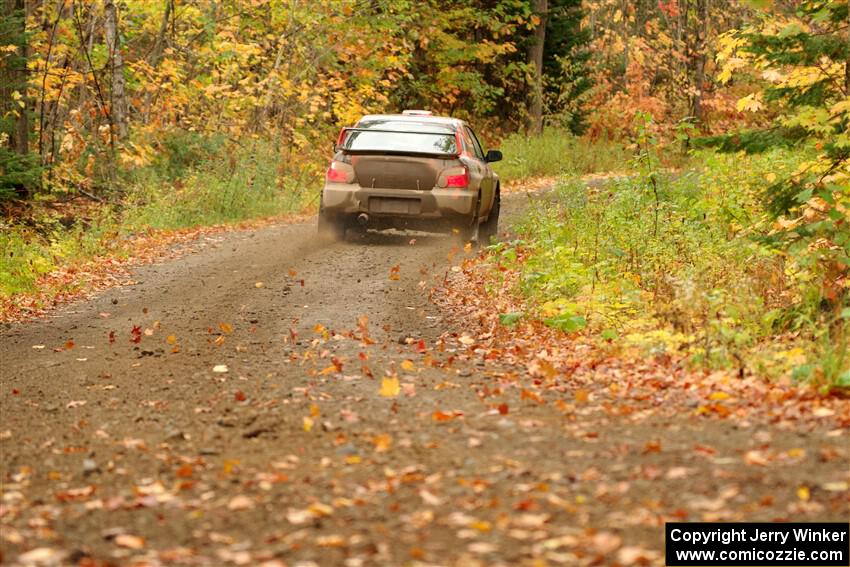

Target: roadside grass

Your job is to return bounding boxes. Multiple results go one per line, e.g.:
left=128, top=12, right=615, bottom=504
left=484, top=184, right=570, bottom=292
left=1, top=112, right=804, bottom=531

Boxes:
left=490, top=147, right=849, bottom=390
left=1, top=136, right=318, bottom=302
left=493, top=129, right=629, bottom=182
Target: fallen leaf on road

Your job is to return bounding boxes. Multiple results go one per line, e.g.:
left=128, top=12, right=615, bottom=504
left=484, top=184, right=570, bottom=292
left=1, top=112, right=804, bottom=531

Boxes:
left=115, top=534, right=145, bottom=549
left=18, top=548, right=66, bottom=564
left=373, top=434, right=392, bottom=452
left=55, top=485, right=95, bottom=502
left=744, top=450, right=769, bottom=466
left=228, top=495, right=255, bottom=510
left=379, top=376, right=400, bottom=397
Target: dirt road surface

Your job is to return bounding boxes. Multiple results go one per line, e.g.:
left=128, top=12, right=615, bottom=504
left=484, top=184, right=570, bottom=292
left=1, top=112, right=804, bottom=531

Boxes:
left=1, top=189, right=847, bottom=566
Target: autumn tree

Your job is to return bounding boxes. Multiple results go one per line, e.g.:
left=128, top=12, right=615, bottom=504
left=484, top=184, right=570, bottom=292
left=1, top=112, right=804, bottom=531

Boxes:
left=718, top=0, right=850, bottom=319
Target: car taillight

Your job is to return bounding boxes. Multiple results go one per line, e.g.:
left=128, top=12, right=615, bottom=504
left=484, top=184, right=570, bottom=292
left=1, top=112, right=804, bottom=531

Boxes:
left=336, top=128, right=348, bottom=148
left=438, top=166, right=469, bottom=188
left=326, top=160, right=355, bottom=183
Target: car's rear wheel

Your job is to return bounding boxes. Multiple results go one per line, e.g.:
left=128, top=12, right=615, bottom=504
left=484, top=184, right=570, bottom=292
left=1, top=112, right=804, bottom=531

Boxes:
left=460, top=192, right=482, bottom=243
left=479, top=188, right=500, bottom=245
left=317, top=200, right=346, bottom=241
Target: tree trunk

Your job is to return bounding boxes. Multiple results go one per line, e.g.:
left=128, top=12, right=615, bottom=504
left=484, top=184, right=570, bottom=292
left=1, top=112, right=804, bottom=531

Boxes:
left=527, top=0, right=547, bottom=134
left=104, top=0, right=127, bottom=140
left=689, top=0, right=709, bottom=126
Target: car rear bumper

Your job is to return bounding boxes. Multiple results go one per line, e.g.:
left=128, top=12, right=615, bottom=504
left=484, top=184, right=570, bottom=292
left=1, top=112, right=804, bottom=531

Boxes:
left=322, top=183, right=476, bottom=221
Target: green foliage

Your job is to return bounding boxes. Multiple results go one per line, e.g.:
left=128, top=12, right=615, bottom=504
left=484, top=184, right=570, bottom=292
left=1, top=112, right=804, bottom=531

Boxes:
left=0, top=210, right=121, bottom=297
left=493, top=129, right=628, bottom=181
left=0, top=226, right=55, bottom=296
left=541, top=0, right=591, bottom=133
left=0, top=3, right=38, bottom=200
left=498, top=312, right=523, bottom=326
left=503, top=146, right=848, bottom=388
left=0, top=147, right=40, bottom=200
left=693, top=127, right=807, bottom=154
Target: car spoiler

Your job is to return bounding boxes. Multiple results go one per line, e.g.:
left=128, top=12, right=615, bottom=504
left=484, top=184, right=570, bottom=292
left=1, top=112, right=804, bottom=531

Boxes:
left=334, top=127, right=461, bottom=157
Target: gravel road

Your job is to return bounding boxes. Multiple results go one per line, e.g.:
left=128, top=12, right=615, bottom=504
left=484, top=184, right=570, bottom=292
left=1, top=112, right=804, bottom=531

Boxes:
left=1, top=189, right=847, bottom=566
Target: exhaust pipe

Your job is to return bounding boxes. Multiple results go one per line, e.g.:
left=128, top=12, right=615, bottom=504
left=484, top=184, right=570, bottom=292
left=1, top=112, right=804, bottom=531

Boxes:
left=356, top=213, right=369, bottom=226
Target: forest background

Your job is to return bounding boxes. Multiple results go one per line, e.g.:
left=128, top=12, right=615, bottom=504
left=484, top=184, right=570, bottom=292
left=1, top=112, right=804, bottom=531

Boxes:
left=1, top=0, right=848, bottom=388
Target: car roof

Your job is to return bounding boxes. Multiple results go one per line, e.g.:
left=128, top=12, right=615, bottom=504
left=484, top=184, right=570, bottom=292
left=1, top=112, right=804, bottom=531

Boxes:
left=356, top=114, right=465, bottom=131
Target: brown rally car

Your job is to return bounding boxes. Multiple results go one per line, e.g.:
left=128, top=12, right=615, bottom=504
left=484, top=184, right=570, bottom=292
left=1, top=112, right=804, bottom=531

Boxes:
left=318, top=110, right=502, bottom=242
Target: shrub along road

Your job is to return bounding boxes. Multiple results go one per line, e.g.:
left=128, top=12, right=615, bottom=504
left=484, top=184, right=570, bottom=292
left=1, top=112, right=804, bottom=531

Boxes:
left=0, top=187, right=847, bottom=566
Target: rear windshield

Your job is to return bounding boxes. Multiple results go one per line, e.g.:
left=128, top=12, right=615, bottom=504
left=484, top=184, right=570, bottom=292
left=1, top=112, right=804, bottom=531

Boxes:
left=341, top=130, right=457, bottom=155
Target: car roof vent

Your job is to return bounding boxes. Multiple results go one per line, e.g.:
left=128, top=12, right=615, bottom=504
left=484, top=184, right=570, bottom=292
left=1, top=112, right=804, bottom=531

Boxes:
left=401, top=110, right=433, bottom=116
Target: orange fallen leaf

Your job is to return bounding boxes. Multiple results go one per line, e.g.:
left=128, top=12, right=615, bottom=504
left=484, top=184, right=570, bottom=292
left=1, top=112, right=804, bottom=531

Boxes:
left=175, top=464, right=193, bottom=478
left=373, top=434, right=392, bottom=452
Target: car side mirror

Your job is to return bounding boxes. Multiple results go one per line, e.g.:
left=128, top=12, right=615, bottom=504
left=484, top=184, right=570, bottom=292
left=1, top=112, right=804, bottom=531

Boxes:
left=485, top=150, right=502, bottom=163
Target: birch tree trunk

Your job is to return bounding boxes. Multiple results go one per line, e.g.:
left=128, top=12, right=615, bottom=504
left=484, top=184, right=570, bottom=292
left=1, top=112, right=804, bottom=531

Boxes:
left=104, top=0, right=127, bottom=140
